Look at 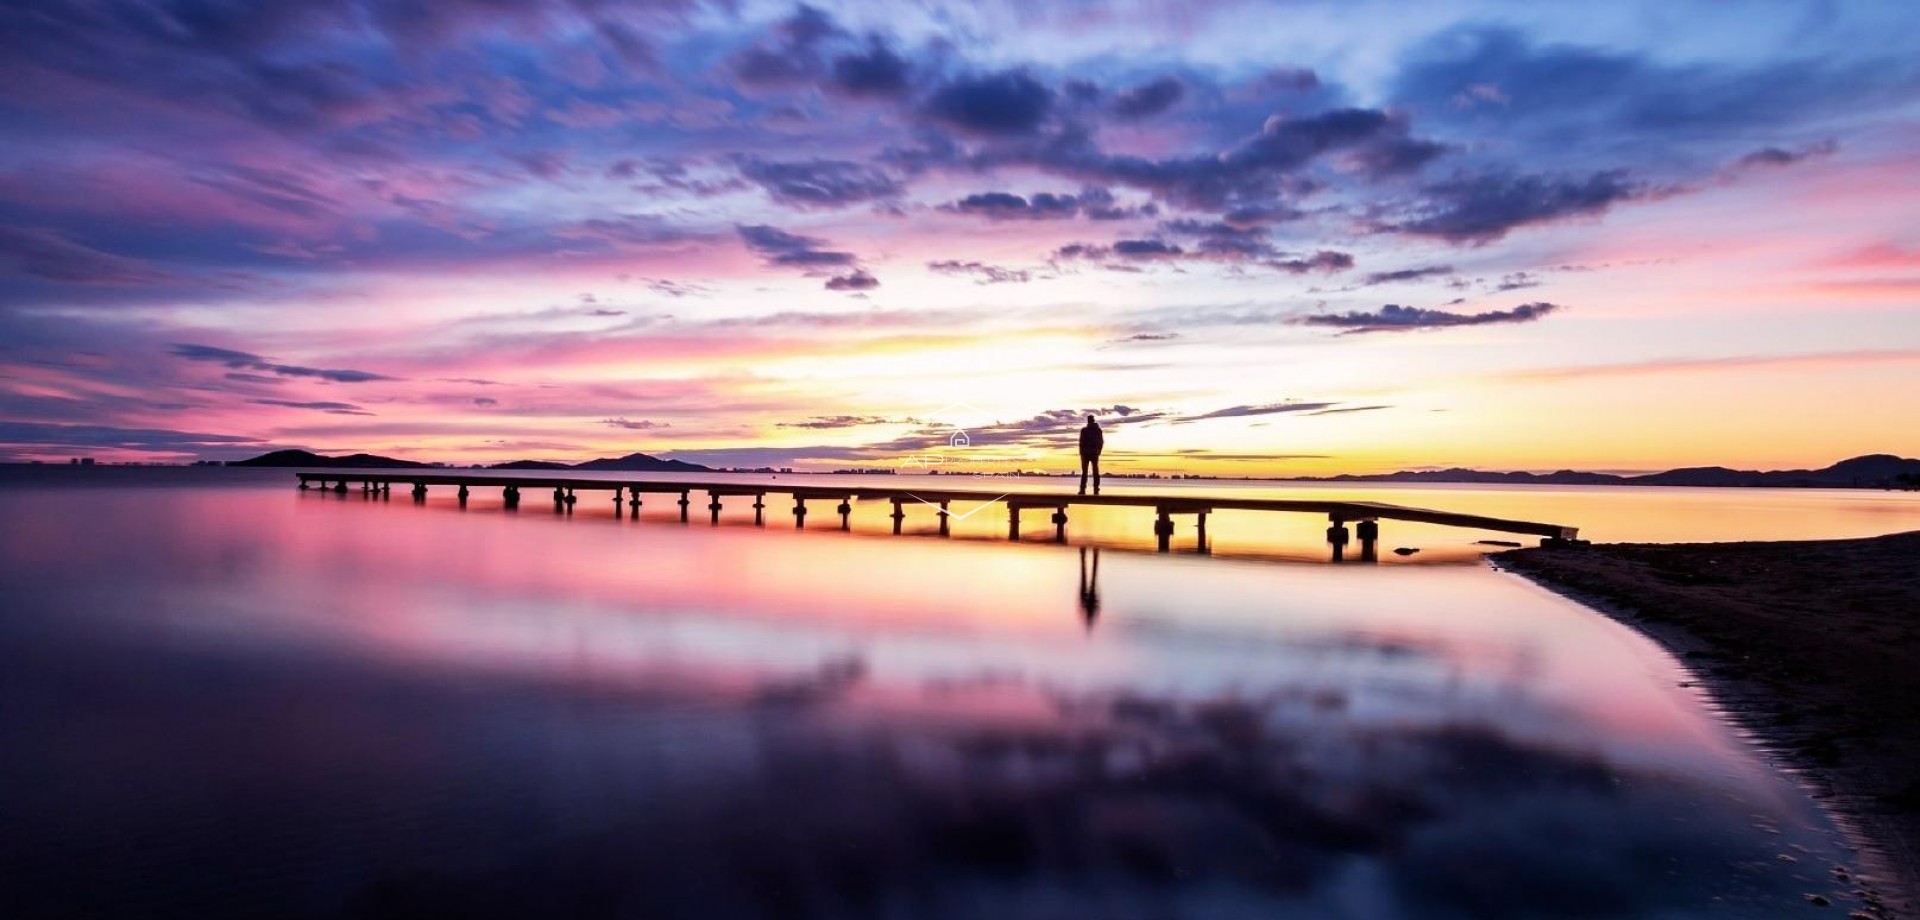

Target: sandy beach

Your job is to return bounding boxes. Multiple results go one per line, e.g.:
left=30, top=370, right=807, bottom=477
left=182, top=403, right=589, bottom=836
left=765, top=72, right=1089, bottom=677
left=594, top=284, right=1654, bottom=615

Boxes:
left=1500, top=531, right=1920, bottom=918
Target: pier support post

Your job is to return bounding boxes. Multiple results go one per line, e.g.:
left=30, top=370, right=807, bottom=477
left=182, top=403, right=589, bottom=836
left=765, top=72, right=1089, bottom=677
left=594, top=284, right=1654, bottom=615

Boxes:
left=938, top=501, right=950, bottom=536
left=1008, top=505, right=1021, bottom=541
left=793, top=497, right=807, bottom=528
left=1051, top=508, right=1068, bottom=543
left=458, top=484, right=470, bottom=506
left=678, top=491, right=690, bottom=523
left=612, top=487, right=622, bottom=510
left=552, top=487, right=565, bottom=505
left=299, top=479, right=309, bottom=491
left=890, top=498, right=906, bottom=534
left=628, top=486, right=642, bottom=514
left=333, top=480, right=347, bottom=495
left=708, top=493, right=723, bottom=525
left=1356, top=519, right=1378, bottom=562
left=753, top=494, right=765, bottom=526
left=836, top=500, right=851, bottom=530
left=1326, top=516, right=1350, bottom=562
left=564, top=487, right=576, bottom=508
left=381, top=482, right=390, bottom=497
left=1196, top=511, right=1209, bottom=554
left=1154, top=509, right=1173, bottom=552
left=411, top=482, right=427, bottom=502
left=504, top=485, right=520, bottom=510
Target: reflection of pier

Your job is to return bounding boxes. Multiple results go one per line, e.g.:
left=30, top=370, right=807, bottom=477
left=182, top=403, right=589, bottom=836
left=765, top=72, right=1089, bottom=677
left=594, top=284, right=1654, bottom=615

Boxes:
left=296, top=473, right=1583, bottom=559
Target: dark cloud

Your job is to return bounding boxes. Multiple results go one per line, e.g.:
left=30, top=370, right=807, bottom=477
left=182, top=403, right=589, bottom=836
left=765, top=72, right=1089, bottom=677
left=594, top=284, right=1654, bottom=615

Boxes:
left=1362, top=265, right=1455, bottom=285
left=943, top=191, right=1079, bottom=221
left=1176, top=402, right=1337, bottom=422
left=726, top=4, right=844, bottom=88
left=1309, top=404, right=1391, bottom=415
left=1111, top=77, right=1185, bottom=119
left=1737, top=139, right=1838, bottom=169
left=1298, top=301, right=1561, bottom=333
left=926, top=260, right=1031, bottom=284
left=736, top=225, right=857, bottom=268
left=0, top=421, right=260, bottom=453
left=169, top=343, right=397, bottom=383
left=824, top=270, right=879, bottom=291
left=779, top=415, right=893, bottom=429
left=736, top=158, right=902, bottom=209
left=1350, top=136, right=1451, bottom=178
left=249, top=398, right=372, bottom=416
left=1273, top=251, right=1355, bottom=274
left=1113, top=239, right=1182, bottom=258
left=923, top=106, right=1444, bottom=215
left=828, top=39, right=912, bottom=98
left=1394, top=171, right=1643, bottom=243
left=602, top=418, right=667, bottom=430
left=924, top=71, right=1053, bottom=137
left=1063, top=225, right=1352, bottom=275
left=1077, top=186, right=1157, bottom=221
left=1492, top=271, right=1540, bottom=291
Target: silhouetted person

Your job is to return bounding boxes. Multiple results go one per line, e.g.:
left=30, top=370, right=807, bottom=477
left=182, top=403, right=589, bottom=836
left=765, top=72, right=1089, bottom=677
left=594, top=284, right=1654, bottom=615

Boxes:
left=1077, top=415, right=1103, bottom=495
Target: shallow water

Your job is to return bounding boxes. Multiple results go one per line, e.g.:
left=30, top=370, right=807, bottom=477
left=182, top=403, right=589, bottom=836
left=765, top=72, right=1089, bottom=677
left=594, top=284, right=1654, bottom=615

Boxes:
left=1, top=467, right=1902, bottom=918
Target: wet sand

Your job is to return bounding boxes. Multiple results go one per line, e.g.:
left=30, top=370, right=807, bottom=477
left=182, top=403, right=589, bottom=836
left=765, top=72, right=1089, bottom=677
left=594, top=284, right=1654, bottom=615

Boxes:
left=1500, top=531, right=1920, bottom=919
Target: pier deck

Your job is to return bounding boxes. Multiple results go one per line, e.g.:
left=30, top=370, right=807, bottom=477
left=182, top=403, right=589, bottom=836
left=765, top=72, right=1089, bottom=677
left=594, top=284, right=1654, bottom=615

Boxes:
left=296, top=472, right=1582, bottom=558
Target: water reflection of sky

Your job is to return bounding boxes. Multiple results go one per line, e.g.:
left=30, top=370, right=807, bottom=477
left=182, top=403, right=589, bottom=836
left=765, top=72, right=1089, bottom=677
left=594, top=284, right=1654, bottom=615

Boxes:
left=0, top=474, right=1878, bottom=917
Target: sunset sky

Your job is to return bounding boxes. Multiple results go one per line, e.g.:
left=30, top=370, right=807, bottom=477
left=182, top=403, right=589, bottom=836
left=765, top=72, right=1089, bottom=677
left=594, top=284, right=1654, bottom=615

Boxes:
left=2, top=0, right=1916, bottom=474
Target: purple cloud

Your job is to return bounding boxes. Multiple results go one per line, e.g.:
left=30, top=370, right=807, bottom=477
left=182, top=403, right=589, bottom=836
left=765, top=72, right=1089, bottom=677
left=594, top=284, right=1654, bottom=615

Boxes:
left=1298, top=302, right=1562, bottom=333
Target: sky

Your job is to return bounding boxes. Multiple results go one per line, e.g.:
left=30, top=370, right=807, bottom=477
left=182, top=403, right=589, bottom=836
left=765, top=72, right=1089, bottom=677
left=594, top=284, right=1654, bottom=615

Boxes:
left=1, top=0, right=1916, bottom=475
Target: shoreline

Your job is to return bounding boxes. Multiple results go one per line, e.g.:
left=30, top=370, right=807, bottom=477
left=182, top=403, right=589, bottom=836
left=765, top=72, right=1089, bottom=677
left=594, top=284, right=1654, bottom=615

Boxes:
left=1497, top=532, right=1920, bottom=919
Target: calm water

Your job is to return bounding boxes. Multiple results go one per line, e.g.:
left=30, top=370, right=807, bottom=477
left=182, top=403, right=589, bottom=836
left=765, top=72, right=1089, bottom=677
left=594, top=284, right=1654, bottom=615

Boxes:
left=3, top=467, right=1912, bottom=918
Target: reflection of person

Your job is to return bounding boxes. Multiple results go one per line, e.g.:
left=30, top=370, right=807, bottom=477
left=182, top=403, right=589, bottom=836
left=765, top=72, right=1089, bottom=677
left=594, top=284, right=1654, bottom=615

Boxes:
left=1079, top=547, right=1100, bottom=629
left=1077, top=415, right=1104, bottom=496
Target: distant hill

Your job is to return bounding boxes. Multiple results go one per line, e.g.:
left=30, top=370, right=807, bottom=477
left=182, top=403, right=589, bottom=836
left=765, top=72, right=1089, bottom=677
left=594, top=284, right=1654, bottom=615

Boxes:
left=486, top=452, right=709, bottom=472
left=1289, top=454, right=1920, bottom=489
left=231, top=449, right=426, bottom=469
left=232, top=448, right=707, bottom=472
left=571, top=452, right=709, bottom=472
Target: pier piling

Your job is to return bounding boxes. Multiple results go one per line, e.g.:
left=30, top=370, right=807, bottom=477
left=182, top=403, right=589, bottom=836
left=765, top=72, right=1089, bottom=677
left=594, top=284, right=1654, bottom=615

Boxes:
left=1327, top=517, right=1351, bottom=562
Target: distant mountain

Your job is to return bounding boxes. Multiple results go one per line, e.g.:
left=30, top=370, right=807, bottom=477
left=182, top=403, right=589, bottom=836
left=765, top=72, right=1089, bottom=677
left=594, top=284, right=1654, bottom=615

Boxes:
left=231, top=449, right=427, bottom=469
left=233, top=449, right=708, bottom=472
left=1289, top=454, right=1920, bottom=489
left=570, top=452, right=709, bottom=472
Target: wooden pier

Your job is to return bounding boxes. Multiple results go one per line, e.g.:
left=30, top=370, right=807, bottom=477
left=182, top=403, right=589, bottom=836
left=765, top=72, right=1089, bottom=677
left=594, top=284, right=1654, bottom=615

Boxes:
left=296, top=472, right=1583, bottom=559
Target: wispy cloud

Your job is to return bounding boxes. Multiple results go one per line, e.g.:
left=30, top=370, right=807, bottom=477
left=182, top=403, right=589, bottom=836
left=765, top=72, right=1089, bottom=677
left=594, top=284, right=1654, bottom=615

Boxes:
left=1297, top=302, right=1560, bottom=334
left=170, top=344, right=398, bottom=382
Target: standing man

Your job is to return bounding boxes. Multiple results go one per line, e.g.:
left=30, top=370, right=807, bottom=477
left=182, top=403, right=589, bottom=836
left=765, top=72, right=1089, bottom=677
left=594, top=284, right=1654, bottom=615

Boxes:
left=1078, top=414, right=1104, bottom=495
